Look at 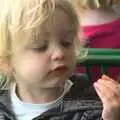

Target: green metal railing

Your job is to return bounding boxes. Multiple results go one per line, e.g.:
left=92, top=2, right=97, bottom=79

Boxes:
left=77, top=48, right=120, bottom=82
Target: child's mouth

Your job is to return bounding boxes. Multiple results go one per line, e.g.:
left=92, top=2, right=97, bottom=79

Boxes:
left=51, top=65, right=68, bottom=74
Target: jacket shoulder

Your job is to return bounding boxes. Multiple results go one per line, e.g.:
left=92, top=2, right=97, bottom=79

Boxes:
left=66, top=73, right=100, bottom=100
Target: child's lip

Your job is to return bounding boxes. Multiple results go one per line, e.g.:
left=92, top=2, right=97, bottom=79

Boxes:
left=51, top=65, right=68, bottom=72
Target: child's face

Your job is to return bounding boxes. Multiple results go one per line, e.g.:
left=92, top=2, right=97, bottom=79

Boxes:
left=12, top=9, right=77, bottom=88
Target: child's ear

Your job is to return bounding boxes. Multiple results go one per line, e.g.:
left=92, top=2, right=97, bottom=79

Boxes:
left=0, top=57, right=12, bottom=75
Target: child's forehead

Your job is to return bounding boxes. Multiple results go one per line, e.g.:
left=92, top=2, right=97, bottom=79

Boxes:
left=10, top=1, right=78, bottom=48
left=32, top=9, right=75, bottom=36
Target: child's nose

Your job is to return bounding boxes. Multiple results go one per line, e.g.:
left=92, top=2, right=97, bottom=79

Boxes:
left=51, top=47, right=65, bottom=61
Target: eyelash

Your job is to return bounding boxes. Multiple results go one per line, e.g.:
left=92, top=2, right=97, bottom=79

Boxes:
left=61, top=40, right=73, bottom=47
left=61, top=35, right=74, bottom=47
left=32, top=41, right=72, bottom=52
left=31, top=36, right=74, bottom=51
left=32, top=45, right=48, bottom=52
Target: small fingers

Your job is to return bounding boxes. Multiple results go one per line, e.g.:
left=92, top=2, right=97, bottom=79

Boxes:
left=94, top=81, right=120, bottom=105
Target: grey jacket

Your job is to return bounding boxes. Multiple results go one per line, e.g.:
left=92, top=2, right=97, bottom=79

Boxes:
left=0, top=74, right=103, bottom=120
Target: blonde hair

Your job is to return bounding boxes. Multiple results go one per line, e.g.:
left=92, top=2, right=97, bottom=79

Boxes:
left=0, top=0, right=85, bottom=88
left=72, top=0, right=120, bottom=9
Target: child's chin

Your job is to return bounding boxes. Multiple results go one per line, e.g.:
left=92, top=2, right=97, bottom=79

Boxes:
left=48, top=77, right=66, bottom=87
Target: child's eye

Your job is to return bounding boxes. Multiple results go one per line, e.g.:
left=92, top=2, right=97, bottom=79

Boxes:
left=61, top=34, right=74, bottom=47
left=61, top=40, right=73, bottom=47
left=32, top=45, right=48, bottom=52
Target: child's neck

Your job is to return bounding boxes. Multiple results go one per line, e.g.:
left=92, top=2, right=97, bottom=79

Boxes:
left=79, top=7, right=120, bottom=26
left=16, top=84, right=64, bottom=104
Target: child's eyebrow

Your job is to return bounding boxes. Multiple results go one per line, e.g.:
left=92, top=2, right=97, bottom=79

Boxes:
left=61, top=29, right=77, bottom=36
left=66, top=29, right=76, bottom=32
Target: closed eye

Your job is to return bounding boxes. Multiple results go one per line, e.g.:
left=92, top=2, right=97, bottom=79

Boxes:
left=61, top=40, right=73, bottom=47
left=32, top=45, right=48, bottom=51
left=60, top=33, right=75, bottom=48
left=30, top=40, right=48, bottom=52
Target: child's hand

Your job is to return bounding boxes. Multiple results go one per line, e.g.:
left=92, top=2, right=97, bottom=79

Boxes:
left=94, top=75, right=120, bottom=120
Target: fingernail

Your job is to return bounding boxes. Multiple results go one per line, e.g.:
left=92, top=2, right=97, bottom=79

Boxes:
left=102, top=74, right=109, bottom=80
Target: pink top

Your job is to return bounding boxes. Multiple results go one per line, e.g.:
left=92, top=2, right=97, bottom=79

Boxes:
left=76, top=19, right=120, bottom=82
left=81, top=19, right=120, bottom=48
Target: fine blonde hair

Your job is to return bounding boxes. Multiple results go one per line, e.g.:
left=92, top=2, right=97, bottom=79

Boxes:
left=72, top=0, right=120, bottom=9
left=0, top=0, right=85, bottom=88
